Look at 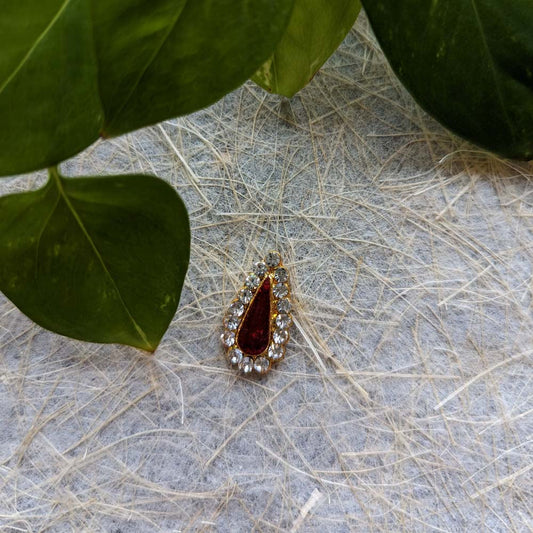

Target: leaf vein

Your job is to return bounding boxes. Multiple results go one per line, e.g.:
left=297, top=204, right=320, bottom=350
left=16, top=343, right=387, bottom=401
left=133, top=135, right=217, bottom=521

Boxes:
left=34, top=185, right=61, bottom=278
left=0, top=0, right=74, bottom=98
left=106, top=1, right=188, bottom=129
left=50, top=169, right=151, bottom=349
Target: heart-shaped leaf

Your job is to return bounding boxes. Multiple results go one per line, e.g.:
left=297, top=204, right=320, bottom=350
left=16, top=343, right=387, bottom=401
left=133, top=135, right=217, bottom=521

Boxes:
left=0, top=0, right=294, bottom=176
left=253, top=0, right=361, bottom=97
left=0, top=169, right=190, bottom=351
left=361, top=0, right=533, bottom=159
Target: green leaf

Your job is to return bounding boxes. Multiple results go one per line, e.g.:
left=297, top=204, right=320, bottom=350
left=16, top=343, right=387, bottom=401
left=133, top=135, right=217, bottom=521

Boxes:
left=0, top=0, right=103, bottom=176
left=0, top=0, right=294, bottom=176
left=96, top=0, right=294, bottom=135
left=253, top=0, right=361, bottom=97
left=361, top=0, right=533, bottom=159
left=0, top=168, right=190, bottom=351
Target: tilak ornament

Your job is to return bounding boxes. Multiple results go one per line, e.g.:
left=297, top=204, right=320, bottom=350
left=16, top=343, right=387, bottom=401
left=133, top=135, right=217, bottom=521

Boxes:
left=222, top=251, right=292, bottom=375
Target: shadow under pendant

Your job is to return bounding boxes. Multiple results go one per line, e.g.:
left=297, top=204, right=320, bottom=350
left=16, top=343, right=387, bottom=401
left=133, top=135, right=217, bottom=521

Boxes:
left=222, top=251, right=292, bottom=375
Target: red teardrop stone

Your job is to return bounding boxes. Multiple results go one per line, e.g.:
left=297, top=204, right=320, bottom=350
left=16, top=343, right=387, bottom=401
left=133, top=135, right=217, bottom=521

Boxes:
left=237, top=277, right=271, bottom=355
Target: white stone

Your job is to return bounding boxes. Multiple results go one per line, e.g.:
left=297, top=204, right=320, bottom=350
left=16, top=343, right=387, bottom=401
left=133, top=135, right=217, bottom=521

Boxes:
left=274, top=267, right=288, bottom=283
left=229, top=300, right=244, bottom=317
left=254, top=261, right=268, bottom=277
left=228, top=348, right=243, bottom=365
left=277, top=299, right=291, bottom=313
left=245, top=273, right=260, bottom=289
left=273, top=329, right=288, bottom=345
left=268, top=344, right=284, bottom=361
left=240, top=288, right=253, bottom=304
left=265, top=251, right=281, bottom=268
left=275, top=313, right=291, bottom=329
left=240, top=357, right=253, bottom=374
left=254, top=357, right=270, bottom=374
left=273, top=283, right=288, bottom=298
left=222, top=331, right=236, bottom=347
left=224, top=316, right=240, bottom=331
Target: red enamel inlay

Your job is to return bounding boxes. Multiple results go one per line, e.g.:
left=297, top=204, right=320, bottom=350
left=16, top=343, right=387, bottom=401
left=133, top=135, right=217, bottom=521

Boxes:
left=237, top=277, right=271, bottom=355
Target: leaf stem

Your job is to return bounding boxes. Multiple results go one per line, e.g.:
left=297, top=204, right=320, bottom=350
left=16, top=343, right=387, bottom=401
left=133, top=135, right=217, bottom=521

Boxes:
left=48, top=165, right=61, bottom=184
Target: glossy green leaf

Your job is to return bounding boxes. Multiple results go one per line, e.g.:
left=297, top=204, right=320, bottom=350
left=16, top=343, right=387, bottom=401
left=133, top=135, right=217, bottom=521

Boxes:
left=253, top=0, right=361, bottom=97
left=0, top=168, right=190, bottom=351
left=0, top=0, right=294, bottom=176
left=362, top=0, right=533, bottom=159
left=0, top=0, right=103, bottom=176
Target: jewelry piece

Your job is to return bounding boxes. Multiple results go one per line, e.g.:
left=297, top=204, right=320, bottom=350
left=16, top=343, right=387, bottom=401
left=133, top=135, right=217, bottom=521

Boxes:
left=222, top=251, right=292, bottom=375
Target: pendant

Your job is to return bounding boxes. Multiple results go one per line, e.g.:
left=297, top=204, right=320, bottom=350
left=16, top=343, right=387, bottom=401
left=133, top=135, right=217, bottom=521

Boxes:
left=222, top=251, right=292, bottom=375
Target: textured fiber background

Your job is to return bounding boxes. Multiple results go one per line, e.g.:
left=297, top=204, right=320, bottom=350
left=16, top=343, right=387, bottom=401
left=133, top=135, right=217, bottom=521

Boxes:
left=1, top=15, right=532, bottom=532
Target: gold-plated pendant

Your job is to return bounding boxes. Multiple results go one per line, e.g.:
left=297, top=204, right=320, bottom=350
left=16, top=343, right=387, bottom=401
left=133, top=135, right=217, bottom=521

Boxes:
left=222, top=251, right=292, bottom=375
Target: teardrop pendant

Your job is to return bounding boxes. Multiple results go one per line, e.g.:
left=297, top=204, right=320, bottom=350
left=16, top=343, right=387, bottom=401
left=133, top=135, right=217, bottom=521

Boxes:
left=222, top=251, right=291, bottom=375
